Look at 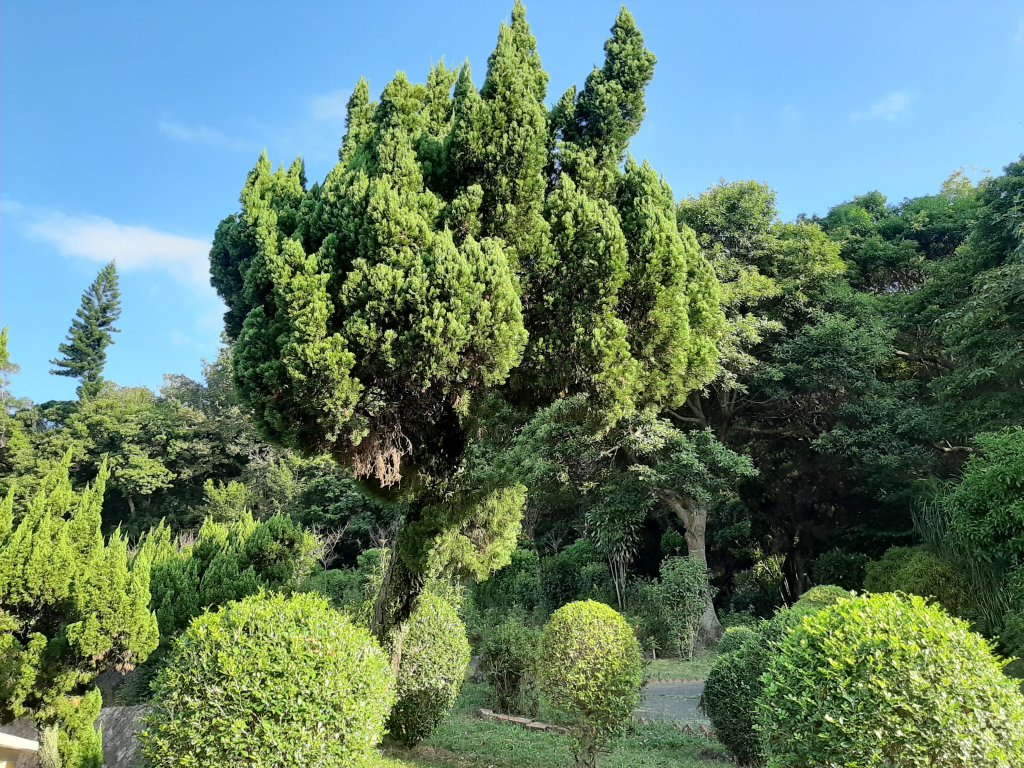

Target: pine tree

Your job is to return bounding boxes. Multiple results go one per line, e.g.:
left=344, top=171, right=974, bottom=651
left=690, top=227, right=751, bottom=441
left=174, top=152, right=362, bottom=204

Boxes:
left=0, top=458, right=158, bottom=754
left=50, top=262, right=122, bottom=398
left=208, top=2, right=725, bottom=637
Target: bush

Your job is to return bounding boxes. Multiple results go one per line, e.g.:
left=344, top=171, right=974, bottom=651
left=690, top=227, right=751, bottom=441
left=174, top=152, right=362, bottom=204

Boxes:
left=537, top=601, right=644, bottom=768
left=717, top=625, right=757, bottom=655
left=864, top=546, right=970, bottom=618
left=479, top=617, right=540, bottom=717
left=730, top=554, right=786, bottom=617
left=659, top=556, right=715, bottom=659
left=388, top=592, right=471, bottom=746
left=141, top=592, right=394, bottom=768
left=700, top=594, right=846, bottom=766
left=473, top=547, right=542, bottom=614
left=759, top=592, right=1024, bottom=767
left=538, top=541, right=614, bottom=612
left=811, top=548, right=869, bottom=590
left=792, top=584, right=853, bottom=611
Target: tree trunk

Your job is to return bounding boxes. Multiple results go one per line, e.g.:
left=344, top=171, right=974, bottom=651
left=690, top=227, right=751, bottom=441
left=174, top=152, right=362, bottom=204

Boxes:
left=370, top=544, right=422, bottom=647
left=661, top=491, right=723, bottom=645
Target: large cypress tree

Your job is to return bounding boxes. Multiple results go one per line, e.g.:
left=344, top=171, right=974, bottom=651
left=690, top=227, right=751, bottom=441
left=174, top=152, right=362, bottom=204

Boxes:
left=209, top=2, right=724, bottom=636
left=50, top=262, right=122, bottom=399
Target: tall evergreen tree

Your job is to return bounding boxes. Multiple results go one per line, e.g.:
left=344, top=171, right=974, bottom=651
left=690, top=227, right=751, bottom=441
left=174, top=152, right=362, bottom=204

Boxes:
left=50, top=262, right=122, bottom=399
left=0, top=457, right=157, bottom=761
left=209, top=2, right=724, bottom=638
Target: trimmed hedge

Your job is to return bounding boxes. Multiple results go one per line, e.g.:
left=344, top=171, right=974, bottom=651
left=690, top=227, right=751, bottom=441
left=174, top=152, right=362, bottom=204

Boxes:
left=759, top=592, right=1024, bottom=767
left=717, top=625, right=757, bottom=655
left=141, top=593, right=394, bottom=768
left=388, top=592, right=471, bottom=746
left=537, top=601, right=644, bottom=768
left=864, top=546, right=970, bottom=618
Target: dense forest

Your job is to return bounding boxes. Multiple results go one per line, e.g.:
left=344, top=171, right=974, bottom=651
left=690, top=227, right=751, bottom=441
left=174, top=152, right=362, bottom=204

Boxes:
left=2, top=4, right=1022, bottom=767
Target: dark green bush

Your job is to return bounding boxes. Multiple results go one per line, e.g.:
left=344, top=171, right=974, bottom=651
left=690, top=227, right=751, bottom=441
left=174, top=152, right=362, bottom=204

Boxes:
left=537, top=600, right=644, bottom=768
left=538, top=541, right=613, bottom=612
left=473, top=547, right=542, bottom=614
left=388, top=592, right=471, bottom=746
left=864, top=546, right=970, bottom=618
left=300, top=568, right=363, bottom=609
left=730, top=554, right=786, bottom=617
left=700, top=639, right=766, bottom=766
left=479, top=617, right=540, bottom=717
left=717, top=625, right=757, bottom=655
left=660, top=528, right=686, bottom=556
left=141, top=592, right=394, bottom=768
left=759, top=592, right=1024, bottom=767
left=811, top=548, right=869, bottom=590
left=700, top=591, right=848, bottom=766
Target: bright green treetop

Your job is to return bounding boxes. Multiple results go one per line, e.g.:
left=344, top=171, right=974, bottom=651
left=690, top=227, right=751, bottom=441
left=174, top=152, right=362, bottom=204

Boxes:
left=50, top=262, right=122, bottom=399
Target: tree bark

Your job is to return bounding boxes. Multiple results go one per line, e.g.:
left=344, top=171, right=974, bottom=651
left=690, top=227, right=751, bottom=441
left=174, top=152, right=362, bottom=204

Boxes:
left=660, top=491, right=723, bottom=645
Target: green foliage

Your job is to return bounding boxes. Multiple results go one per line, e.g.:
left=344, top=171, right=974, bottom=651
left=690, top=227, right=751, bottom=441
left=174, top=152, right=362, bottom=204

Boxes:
left=700, top=638, right=766, bottom=766
left=142, top=513, right=317, bottom=639
left=759, top=593, right=1024, bottom=768
left=388, top=591, right=471, bottom=746
left=656, top=556, right=715, bottom=659
left=864, top=546, right=970, bottom=618
left=537, top=600, right=644, bottom=768
left=50, top=689, right=104, bottom=768
left=207, top=2, right=723, bottom=637
left=50, top=262, right=121, bottom=399
left=141, top=592, right=394, bottom=768
left=537, top=540, right=613, bottom=612
left=730, top=553, right=786, bottom=617
left=717, top=625, right=757, bottom=655
left=700, top=589, right=851, bottom=765
left=0, top=458, right=157, bottom=724
left=479, top=617, right=540, bottom=717
left=473, top=546, right=542, bottom=614
left=792, top=584, right=853, bottom=610
left=810, top=548, right=869, bottom=590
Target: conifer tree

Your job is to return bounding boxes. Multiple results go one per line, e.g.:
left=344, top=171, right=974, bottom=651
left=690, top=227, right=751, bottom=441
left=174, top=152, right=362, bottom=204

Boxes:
left=209, top=2, right=724, bottom=636
left=0, top=457, right=158, bottom=759
left=50, top=262, right=122, bottom=399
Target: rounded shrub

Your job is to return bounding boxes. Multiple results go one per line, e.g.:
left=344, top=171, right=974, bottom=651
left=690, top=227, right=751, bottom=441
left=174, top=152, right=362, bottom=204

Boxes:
left=537, top=600, right=644, bottom=768
left=759, top=592, right=1024, bottom=768
left=700, top=638, right=767, bottom=766
left=140, top=592, right=394, bottom=768
left=717, top=625, right=757, bottom=655
left=864, top=546, right=970, bottom=618
left=387, top=592, right=471, bottom=746
left=701, top=595, right=845, bottom=766
left=480, top=617, right=540, bottom=717
left=792, top=584, right=853, bottom=611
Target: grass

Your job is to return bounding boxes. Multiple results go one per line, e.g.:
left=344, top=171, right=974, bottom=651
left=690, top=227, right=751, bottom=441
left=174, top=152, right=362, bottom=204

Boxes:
left=381, top=683, right=729, bottom=768
left=645, top=650, right=719, bottom=682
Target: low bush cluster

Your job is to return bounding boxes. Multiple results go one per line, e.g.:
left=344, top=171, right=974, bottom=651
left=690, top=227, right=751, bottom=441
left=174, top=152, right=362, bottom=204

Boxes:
left=810, top=548, right=870, bottom=590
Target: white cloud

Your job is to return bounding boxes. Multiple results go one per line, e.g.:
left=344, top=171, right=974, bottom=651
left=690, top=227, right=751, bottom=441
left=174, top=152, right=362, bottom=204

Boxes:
left=852, top=91, right=911, bottom=122
left=308, top=89, right=350, bottom=123
left=2, top=200, right=212, bottom=288
left=158, top=114, right=254, bottom=150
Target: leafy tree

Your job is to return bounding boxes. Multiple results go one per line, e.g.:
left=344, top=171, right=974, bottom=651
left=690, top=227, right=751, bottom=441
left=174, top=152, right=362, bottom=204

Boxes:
left=0, top=328, right=33, bottom=482
left=0, top=457, right=158, bottom=759
left=208, top=2, right=723, bottom=637
left=50, top=262, right=122, bottom=399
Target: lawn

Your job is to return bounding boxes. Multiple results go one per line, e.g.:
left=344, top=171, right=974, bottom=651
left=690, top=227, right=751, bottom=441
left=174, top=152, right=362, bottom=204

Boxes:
left=645, top=650, right=719, bottom=683
left=381, top=683, right=728, bottom=768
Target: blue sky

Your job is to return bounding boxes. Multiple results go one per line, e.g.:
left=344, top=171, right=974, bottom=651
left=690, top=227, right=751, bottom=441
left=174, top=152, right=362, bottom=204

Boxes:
left=3, top=1, right=1023, bottom=402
